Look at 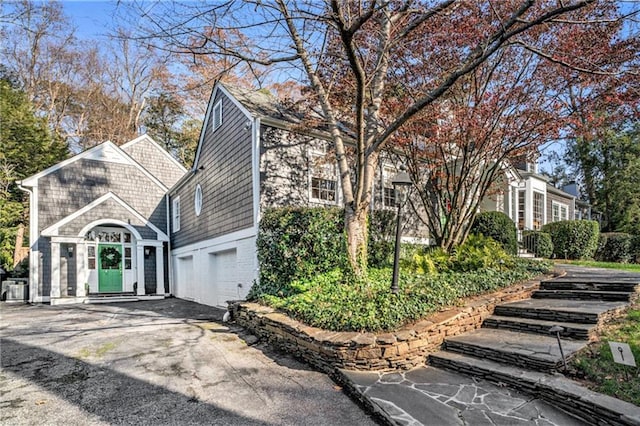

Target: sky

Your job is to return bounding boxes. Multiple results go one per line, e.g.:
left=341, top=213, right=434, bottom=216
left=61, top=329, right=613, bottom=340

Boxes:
left=60, top=1, right=129, bottom=40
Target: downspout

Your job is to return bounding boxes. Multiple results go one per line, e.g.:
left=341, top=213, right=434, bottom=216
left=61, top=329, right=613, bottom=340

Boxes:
left=17, top=181, right=37, bottom=303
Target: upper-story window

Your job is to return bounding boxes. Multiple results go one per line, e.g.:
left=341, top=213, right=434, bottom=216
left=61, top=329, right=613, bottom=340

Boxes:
left=382, top=166, right=397, bottom=208
left=172, top=196, right=181, bottom=232
left=194, top=184, right=203, bottom=216
left=310, top=151, right=337, bottom=203
left=212, top=100, right=223, bottom=131
left=552, top=201, right=568, bottom=222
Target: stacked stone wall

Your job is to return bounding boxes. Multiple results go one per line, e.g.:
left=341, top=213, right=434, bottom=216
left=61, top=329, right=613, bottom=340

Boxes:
left=229, top=277, right=546, bottom=373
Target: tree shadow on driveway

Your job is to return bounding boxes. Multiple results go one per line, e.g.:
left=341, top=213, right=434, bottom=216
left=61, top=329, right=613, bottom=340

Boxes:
left=1, top=338, right=269, bottom=425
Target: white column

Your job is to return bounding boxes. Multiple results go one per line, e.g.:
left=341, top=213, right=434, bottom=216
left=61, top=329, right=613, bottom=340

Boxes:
left=136, top=244, right=145, bottom=296
left=156, top=244, right=165, bottom=295
left=76, top=243, right=86, bottom=297
left=50, top=242, right=61, bottom=299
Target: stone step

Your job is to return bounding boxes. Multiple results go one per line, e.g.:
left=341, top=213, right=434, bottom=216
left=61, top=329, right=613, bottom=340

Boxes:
left=443, top=328, right=584, bottom=372
left=493, top=298, right=628, bottom=324
left=482, top=315, right=594, bottom=340
left=533, top=289, right=635, bottom=302
left=540, top=280, right=639, bottom=292
left=427, top=351, right=640, bottom=426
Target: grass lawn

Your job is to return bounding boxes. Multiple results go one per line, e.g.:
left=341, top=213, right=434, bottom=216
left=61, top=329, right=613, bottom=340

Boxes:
left=570, top=302, right=640, bottom=406
left=555, top=260, right=640, bottom=273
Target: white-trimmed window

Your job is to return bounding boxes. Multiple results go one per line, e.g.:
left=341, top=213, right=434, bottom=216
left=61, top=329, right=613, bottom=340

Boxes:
left=382, top=166, right=397, bottom=208
left=533, top=191, right=544, bottom=230
left=212, top=100, right=223, bottom=131
left=172, top=196, right=181, bottom=232
left=552, top=201, right=568, bottom=222
left=194, top=184, right=203, bottom=216
left=309, top=152, right=337, bottom=203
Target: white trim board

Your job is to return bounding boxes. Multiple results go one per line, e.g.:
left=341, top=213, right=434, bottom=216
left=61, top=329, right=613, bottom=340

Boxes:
left=41, top=192, right=169, bottom=241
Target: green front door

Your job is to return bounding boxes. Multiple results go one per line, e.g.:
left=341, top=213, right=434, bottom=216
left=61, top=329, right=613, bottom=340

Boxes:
left=98, top=244, right=123, bottom=293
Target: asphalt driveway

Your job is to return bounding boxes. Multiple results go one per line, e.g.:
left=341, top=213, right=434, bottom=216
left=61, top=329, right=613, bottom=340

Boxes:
left=0, top=299, right=378, bottom=425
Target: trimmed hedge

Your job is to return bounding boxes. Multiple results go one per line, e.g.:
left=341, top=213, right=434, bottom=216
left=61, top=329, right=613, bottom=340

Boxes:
left=471, top=211, right=518, bottom=255
left=595, top=233, right=634, bottom=263
left=522, top=231, right=554, bottom=258
left=633, top=235, right=640, bottom=264
left=250, top=207, right=347, bottom=299
left=542, top=220, right=600, bottom=260
left=250, top=207, right=417, bottom=299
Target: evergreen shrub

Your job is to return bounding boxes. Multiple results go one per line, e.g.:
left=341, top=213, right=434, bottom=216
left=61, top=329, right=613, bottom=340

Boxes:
left=542, top=220, right=599, bottom=260
left=249, top=207, right=346, bottom=299
left=595, top=233, right=634, bottom=263
left=470, top=211, right=518, bottom=255
left=522, top=230, right=554, bottom=258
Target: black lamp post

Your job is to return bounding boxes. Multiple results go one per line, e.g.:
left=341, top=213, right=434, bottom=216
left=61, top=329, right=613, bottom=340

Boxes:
left=391, top=166, right=413, bottom=295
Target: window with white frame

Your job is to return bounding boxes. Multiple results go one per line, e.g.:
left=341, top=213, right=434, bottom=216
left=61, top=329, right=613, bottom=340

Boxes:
left=533, top=192, right=544, bottom=229
left=212, top=101, right=223, bottom=131
left=309, top=152, right=337, bottom=203
left=194, top=184, right=203, bottom=216
left=172, top=196, right=181, bottom=232
left=382, top=166, right=397, bottom=208
left=552, top=201, right=568, bottom=222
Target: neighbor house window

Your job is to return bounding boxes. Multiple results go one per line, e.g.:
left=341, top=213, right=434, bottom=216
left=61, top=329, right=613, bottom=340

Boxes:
left=533, top=192, right=544, bottom=229
left=194, top=184, right=203, bottom=216
left=518, top=190, right=525, bottom=230
left=172, top=196, right=181, bottom=232
left=382, top=166, right=396, bottom=208
left=310, top=152, right=337, bottom=203
left=212, top=101, right=223, bottom=131
left=552, top=201, right=568, bottom=222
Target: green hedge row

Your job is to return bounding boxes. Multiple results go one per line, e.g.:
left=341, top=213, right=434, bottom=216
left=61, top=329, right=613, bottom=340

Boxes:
left=542, top=220, right=600, bottom=260
left=471, top=211, right=518, bottom=255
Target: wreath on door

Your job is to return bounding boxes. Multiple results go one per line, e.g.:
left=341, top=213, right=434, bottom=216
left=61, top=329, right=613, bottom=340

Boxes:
left=100, top=247, right=122, bottom=268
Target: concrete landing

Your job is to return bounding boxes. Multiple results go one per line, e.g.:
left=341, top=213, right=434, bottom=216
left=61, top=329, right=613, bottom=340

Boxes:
left=341, top=367, right=584, bottom=426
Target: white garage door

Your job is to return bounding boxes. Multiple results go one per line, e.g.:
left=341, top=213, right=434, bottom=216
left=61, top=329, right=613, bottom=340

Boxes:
left=209, top=249, right=238, bottom=308
left=176, top=255, right=195, bottom=301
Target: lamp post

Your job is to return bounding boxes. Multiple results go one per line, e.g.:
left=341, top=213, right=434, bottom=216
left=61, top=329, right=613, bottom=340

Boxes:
left=391, top=166, right=413, bottom=295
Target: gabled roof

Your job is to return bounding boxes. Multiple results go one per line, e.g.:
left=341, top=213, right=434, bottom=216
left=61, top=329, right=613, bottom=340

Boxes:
left=18, top=138, right=169, bottom=192
left=40, top=191, right=169, bottom=241
left=121, top=134, right=187, bottom=173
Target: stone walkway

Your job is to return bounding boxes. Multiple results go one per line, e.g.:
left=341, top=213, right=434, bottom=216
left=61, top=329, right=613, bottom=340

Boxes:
left=342, top=367, right=583, bottom=426
left=341, top=266, right=640, bottom=426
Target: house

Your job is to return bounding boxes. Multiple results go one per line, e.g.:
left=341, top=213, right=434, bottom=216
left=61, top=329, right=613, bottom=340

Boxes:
left=168, top=83, right=428, bottom=308
left=18, top=135, right=186, bottom=304
left=480, top=160, right=578, bottom=231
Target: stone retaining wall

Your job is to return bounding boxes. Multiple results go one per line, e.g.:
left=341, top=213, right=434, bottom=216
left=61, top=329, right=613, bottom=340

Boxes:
left=229, top=277, right=547, bottom=373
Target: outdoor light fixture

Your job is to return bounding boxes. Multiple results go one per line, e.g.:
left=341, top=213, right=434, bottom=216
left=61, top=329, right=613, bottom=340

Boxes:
left=67, top=246, right=74, bottom=257
left=391, top=166, right=413, bottom=295
left=144, top=247, right=151, bottom=257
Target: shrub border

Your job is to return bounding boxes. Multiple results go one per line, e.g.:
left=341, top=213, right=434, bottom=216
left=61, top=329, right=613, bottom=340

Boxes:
left=229, top=273, right=554, bottom=373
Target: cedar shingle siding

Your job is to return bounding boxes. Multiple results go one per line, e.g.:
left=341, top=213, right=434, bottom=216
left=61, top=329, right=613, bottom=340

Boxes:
left=37, top=159, right=168, bottom=233
left=122, top=138, right=185, bottom=188
left=171, top=90, right=254, bottom=249
left=547, top=191, right=574, bottom=223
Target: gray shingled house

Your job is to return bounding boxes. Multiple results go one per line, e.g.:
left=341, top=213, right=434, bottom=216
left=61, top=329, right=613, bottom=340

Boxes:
left=19, top=135, right=186, bottom=304
left=169, top=83, right=431, bottom=308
